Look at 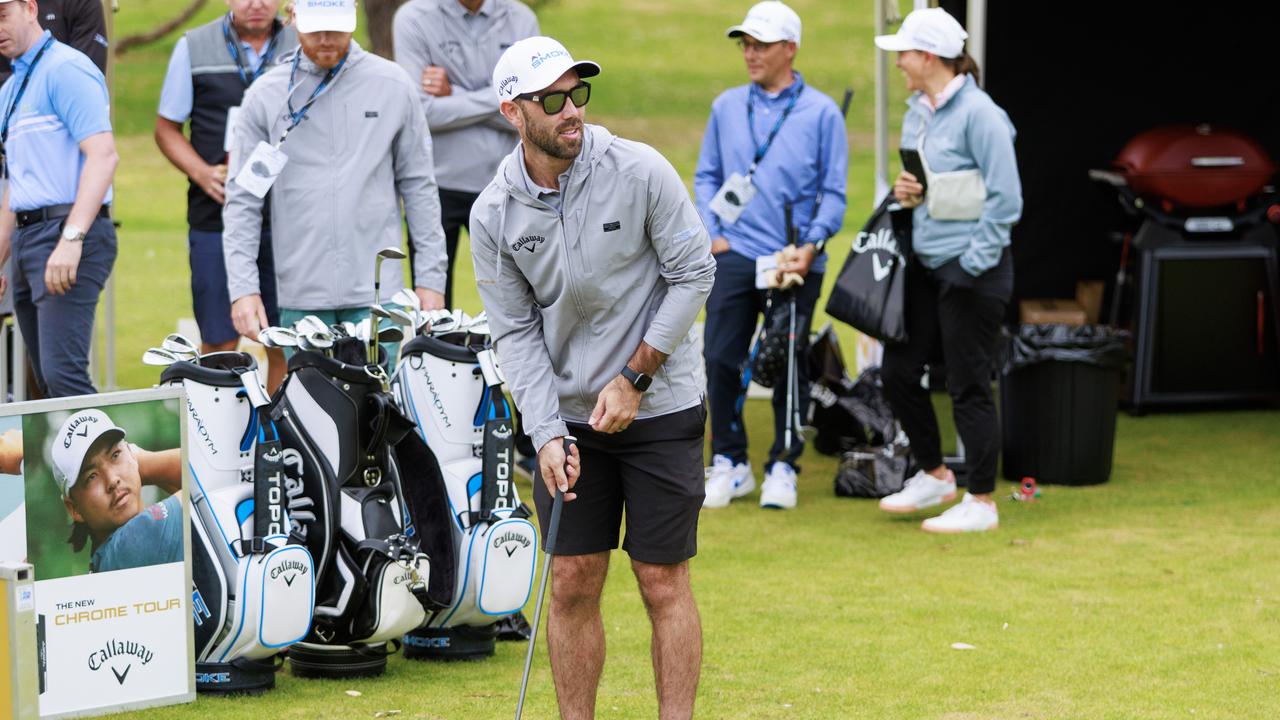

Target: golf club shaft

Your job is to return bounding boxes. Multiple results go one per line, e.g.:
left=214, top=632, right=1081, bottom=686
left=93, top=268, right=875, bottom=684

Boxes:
left=515, top=436, right=574, bottom=720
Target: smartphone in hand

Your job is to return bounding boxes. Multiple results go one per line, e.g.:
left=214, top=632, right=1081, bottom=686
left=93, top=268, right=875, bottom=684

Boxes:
left=899, top=148, right=928, bottom=193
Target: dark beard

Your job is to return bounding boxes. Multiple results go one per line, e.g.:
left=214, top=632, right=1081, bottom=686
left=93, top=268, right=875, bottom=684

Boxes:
left=519, top=105, right=583, bottom=160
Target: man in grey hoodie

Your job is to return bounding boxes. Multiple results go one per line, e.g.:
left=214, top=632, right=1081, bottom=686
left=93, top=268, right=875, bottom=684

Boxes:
left=471, top=36, right=715, bottom=720
left=223, top=0, right=447, bottom=347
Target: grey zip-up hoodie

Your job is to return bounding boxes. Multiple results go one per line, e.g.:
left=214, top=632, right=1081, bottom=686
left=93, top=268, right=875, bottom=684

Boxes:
left=470, top=124, right=716, bottom=452
left=224, top=42, right=446, bottom=308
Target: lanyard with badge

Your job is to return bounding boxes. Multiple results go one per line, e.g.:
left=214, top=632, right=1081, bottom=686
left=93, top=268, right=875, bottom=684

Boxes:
left=709, top=79, right=804, bottom=224
left=233, top=51, right=347, bottom=199
left=0, top=36, right=55, bottom=179
left=221, top=14, right=281, bottom=152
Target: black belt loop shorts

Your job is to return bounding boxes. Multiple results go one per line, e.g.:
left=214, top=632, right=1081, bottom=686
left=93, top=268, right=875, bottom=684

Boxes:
left=532, top=402, right=707, bottom=565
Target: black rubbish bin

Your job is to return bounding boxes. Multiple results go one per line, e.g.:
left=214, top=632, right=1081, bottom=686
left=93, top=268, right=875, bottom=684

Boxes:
left=1000, top=324, right=1129, bottom=486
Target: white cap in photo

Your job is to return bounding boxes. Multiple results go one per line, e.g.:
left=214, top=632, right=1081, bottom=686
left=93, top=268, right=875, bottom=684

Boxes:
left=51, top=409, right=127, bottom=496
left=726, top=2, right=802, bottom=46
left=294, top=0, right=358, bottom=34
left=874, top=7, right=968, bottom=59
left=492, top=36, right=600, bottom=103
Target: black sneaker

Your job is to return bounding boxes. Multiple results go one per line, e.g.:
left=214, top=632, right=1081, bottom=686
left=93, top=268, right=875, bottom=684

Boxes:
left=493, top=612, right=533, bottom=641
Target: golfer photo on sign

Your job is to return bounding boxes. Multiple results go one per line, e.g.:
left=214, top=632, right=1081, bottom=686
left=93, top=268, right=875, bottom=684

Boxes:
left=15, top=404, right=184, bottom=578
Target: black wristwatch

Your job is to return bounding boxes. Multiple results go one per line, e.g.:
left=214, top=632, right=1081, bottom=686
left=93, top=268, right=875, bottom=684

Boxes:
left=620, top=366, right=652, bottom=392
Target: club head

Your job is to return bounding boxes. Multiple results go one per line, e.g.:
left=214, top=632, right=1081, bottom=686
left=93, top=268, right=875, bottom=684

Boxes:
left=370, top=304, right=393, bottom=320
left=298, top=315, right=330, bottom=337
left=259, top=327, right=299, bottom=348
left=386, top=308, right=415, bottom=328
left=376, top=326, right=405, bottom=344
left=306, top=332, right=334, bottom=350
left=342, top=321, right=358, bottom=338
left=376, top=246, right=408, bottom=261
left=354, top=318, right=371, bottom=342
left=390, top=288, right=420, bottom=311
left=142, top=347, right=180, bottom=366
left=296, top=334, right=315, bottom=352
left=161, top=333, right=199, bottom=357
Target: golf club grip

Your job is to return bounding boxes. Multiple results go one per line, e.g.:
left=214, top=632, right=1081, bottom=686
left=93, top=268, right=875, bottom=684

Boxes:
left=544, top=436, right=575, bottom=554
left=840, top=87, right=854, bottom=118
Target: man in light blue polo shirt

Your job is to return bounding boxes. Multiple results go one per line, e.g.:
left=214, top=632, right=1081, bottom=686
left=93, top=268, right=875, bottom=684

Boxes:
left=695, top=1, right=847, bottom=510
left=0, top=0, right=118, bottom=398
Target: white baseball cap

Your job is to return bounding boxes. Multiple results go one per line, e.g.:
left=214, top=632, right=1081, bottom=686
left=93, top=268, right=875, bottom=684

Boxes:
left=492, top=36, right=600, bottom=103
left=874, top=7, right=968, bottom=59
left=294, top=0, right=358, bottom=34
left=52, top=409, right=127, bottom=496
left=726, top=2, right=802, bottom=46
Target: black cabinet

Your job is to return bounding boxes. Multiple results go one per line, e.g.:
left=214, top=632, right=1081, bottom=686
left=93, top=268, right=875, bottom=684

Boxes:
left=1128, top=221, right=1280, bottom=411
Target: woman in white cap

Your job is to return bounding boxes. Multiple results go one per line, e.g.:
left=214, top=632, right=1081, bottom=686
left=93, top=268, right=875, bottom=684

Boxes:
left=871, top=8, right=1023, bottom=533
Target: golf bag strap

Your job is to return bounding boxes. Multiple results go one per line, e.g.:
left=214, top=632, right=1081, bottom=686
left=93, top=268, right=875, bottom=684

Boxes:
left=251, top=405, right=288, bottom=546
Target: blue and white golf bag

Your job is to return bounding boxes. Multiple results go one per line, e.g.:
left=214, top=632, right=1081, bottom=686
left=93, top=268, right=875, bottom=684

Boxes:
left=393, top=331, right=538, bottom=659
left=270, top=338, right=439, bottom=677
left=159, top=352, right=315, bottom=694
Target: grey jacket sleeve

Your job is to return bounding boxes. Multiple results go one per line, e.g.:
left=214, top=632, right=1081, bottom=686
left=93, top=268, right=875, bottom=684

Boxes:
left=221, top=85, right=269, bottom=303
left=392, top=10, right=502, bottom=132
left=471, top=201, right=568, bottom=452
left=642, top=150, right=716, bottom=355
left=396, top=79, right=448, bottom=294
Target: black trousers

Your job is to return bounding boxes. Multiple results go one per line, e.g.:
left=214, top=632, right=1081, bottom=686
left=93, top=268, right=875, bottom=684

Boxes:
left=408, top=188, right=478, bottom=309
left=880, top=252, right=1012, bottom=494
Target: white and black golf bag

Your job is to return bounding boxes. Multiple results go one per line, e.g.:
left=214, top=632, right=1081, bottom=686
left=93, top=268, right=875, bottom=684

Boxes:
left=269, top=337, right=440, bottom=677
left=393, top=331, right=538, bottom=660
left=159, top=352, right=315, bottom=694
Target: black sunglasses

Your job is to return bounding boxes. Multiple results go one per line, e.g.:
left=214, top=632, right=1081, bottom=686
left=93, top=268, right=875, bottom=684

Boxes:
left=517, top=82, right=591, bottom=115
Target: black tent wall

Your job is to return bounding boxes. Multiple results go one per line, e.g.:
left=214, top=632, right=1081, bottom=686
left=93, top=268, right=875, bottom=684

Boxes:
left=937, top=0, right=1280, bottom=307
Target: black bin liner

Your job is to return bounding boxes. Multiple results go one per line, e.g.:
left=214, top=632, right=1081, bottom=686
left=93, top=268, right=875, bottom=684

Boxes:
left=1000, top=324, right=1129, bottom=486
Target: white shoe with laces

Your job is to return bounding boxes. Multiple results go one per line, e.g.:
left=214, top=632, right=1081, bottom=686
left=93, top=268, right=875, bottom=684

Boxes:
left=703, top=455, right=755, bottom=508
left=759, top=462, right=797, bottom=510
left=879, top=469, right=957, bottom=513
left=921, top=493, right=999, bottom=533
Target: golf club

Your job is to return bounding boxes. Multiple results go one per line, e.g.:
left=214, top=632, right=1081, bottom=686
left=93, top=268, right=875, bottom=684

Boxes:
left=783, top=204, right=799, bottom=455
left=372, top=247, right=408, bottom=363
left=377, top=326, right=404, bottom=344
left=161, top=333, right=200, bottom=360
left=259, top=327, right=299, bottom=348
left=370, top=304, right=394, bottom=364
left=391, top=288, right=422, bottom=337
left=515, top=436, right=575, bottom=720
left=142, top=347, right=182, bottom=366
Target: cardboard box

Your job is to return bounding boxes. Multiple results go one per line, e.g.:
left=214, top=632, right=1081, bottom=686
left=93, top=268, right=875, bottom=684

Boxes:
left=1020, top=299, right=1087, bottom=325
left=1075, top=280, right=1105, bottom=324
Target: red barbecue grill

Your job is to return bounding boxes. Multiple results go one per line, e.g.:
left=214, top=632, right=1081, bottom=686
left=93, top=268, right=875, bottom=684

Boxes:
left=1090, top=124, right=1280, bottom=412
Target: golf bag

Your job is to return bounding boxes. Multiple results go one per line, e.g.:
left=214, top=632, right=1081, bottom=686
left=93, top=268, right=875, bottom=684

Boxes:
left=393, top=331, right=538, bottom=660
left=269, top=338, right=435, bottom=677
left=159, top=352, right=314, bottom=693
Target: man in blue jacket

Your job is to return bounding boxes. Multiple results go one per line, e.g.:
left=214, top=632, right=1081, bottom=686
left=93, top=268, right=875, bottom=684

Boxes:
left=695, top=1, right=847, bottom=510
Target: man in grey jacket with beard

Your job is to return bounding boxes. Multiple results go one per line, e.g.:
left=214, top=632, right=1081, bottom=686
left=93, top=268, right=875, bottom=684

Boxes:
left=223, top=0, right=447, bottom=347
left=471, top=36, right=715, bottom=720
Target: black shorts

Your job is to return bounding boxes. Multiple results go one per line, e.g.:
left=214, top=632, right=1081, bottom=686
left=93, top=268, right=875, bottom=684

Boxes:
left=533, top=403, right=706, bottom=565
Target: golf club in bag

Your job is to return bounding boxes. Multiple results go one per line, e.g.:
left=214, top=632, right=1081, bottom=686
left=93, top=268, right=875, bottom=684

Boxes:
left=157, top=351, right=315, bottom=693
left=269, top=337, right=436, bottom=678
left=514, top=436, right=572, bottom=720
left=393, top=324, right=538, bottom=660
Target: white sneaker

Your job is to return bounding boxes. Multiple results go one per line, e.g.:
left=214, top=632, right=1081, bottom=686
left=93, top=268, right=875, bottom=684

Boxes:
left=922, top=493, right=999, bottom=534
left=878, top=469, right=957, bottom=513
left=703, top=455, right=755, bottom=508
left=759, top=462, right=797, bottom=510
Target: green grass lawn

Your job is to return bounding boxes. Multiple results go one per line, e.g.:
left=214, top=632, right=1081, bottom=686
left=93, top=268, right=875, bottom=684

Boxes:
left=79, top=0, right=1280, bottom=718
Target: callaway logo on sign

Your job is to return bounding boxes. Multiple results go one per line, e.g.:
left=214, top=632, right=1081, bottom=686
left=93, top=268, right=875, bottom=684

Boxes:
left=87, top=638, right=154, bottom=686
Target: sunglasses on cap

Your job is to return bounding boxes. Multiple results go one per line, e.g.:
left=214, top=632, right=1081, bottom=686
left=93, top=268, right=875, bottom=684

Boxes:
left=517, top=82, right=591, bottom=115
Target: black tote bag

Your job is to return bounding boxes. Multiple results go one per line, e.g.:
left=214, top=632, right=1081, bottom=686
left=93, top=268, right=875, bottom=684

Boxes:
left=824, top=193, right=912, bottom=343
